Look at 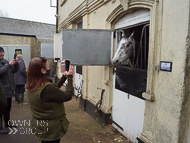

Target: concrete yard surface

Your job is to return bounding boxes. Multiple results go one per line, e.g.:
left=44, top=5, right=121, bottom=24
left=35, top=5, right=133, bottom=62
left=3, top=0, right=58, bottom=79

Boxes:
left=0, top=92, right=131, bottom=143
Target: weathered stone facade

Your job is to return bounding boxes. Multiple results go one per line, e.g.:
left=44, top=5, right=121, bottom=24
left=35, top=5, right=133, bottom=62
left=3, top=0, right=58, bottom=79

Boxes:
left=55, top=0, right=190, bottom=142
left=0, top=35, right=37, bottom=58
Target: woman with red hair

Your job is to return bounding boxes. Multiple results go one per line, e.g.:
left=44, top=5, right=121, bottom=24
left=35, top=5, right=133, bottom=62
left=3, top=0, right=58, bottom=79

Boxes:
left=26, top=57, right=74, bottom=143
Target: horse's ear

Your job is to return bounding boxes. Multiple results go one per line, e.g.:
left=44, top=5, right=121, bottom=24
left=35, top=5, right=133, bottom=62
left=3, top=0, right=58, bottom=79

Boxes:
left=129, top=31, right=135, bottom=39
left=121, top=30, right=125, bottom=37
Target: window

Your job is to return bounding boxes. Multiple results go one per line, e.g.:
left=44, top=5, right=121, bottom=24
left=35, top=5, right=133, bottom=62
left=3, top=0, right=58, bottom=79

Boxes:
left=76, top=21, right=83, bottom=29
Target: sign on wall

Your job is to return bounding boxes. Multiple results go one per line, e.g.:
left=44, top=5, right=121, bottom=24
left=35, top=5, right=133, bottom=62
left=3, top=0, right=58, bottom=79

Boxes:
left=160, top=61, right=172, bottom=72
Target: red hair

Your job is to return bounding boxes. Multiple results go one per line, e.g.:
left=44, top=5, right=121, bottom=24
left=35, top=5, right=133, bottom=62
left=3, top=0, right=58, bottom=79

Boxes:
left=25, top=57, right=49, bottom=91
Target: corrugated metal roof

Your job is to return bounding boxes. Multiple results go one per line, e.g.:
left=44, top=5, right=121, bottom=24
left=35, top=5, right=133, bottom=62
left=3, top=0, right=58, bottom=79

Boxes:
left=0, top=17, right=55, bottom=43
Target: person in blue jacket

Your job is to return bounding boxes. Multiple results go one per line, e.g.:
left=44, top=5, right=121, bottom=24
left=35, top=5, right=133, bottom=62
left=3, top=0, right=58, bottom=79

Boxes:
left=14, top=54, right=27, bottom=106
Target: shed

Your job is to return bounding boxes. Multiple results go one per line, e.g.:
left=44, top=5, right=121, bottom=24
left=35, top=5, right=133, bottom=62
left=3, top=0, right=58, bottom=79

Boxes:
left=0, top=17, right=56, bottom=76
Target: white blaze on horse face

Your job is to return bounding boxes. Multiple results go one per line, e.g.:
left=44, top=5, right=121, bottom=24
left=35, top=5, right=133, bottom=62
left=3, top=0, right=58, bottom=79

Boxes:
left=111, top=33, right=135, bottom=66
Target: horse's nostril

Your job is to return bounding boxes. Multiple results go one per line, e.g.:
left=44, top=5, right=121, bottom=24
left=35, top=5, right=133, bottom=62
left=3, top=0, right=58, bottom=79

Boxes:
left=111, top=59, right=119, bottom=65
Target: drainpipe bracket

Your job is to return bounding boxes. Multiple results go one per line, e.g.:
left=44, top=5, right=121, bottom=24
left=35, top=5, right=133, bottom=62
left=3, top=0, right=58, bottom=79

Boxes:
left=104, top=80, right=111, bottom=86
left=142, top=92, right=155, bottom=101
left=55, top=14, right=60, bottom=18
left=139, top=133, right=153, bottom=143
left=155, top=64, right=160, bottom=71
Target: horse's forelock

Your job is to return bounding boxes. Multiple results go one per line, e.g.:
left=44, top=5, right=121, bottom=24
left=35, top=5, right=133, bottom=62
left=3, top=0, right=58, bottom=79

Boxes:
left=118, top=37, right=128, bottom=46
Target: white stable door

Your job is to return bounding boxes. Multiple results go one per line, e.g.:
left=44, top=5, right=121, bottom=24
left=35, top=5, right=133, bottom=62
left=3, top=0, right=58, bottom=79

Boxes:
left=112, top=72, right=145, bottom=143
left=112, top=9, right=150, bottom=143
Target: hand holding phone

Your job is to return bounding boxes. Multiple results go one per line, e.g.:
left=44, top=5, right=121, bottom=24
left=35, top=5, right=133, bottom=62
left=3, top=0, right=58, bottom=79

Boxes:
left=67, top=65, right=75, bottom=76
left=14, top=54, right=17, bottom=59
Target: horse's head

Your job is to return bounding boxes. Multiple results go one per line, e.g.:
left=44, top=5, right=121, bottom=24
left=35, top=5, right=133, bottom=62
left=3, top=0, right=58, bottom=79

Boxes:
left=111, top=32, right=135, bottom=66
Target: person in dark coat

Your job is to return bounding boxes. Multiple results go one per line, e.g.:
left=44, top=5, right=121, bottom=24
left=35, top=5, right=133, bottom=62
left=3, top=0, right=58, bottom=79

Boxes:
left=13, top=54, right=27, bottom=106
left=0, top=82, right=7, bottom=110
left=0, top=47, right=18, bottom=134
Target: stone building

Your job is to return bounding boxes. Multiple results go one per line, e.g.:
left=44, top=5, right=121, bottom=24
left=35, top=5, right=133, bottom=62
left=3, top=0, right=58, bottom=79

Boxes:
left=0, top=17, right=56, bottom=77
left=54, top=0, right=190, bottom=143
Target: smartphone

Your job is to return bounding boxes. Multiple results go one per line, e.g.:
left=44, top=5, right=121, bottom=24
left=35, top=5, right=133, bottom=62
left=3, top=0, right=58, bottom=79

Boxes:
left=65, top=60, right=70, bottom=72
left=14, top=54, right=17, bottom=59
left=60, top=59, right=70, bottom=73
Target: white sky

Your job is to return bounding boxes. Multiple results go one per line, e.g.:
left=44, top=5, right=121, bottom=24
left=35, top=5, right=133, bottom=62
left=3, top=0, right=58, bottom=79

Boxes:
left=0, top=0, right=56, bottom=24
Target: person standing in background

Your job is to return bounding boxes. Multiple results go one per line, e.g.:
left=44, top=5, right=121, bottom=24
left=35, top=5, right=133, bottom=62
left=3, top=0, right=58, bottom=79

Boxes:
left=14, top=54, right=28, bottom=106
left=0, top=82, right=7, bottom=110
left=0, top=47, right=18, bottom=134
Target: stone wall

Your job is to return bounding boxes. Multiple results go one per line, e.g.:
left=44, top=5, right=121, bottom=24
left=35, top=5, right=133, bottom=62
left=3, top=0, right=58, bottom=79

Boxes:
left=47, top=58, right=57, bottom=78
left=0, top=35, right=37, bottom=59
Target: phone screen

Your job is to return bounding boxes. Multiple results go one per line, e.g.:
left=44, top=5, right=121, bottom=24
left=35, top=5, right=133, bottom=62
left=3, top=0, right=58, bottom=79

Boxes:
left=65, top=60, right=70, bottom=72
left=60, top=60, right=66, bottom=73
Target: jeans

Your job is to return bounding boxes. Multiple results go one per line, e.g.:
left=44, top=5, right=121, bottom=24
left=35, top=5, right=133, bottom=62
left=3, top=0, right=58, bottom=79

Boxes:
left=15, top=85, right=25, bottom=94
left=0, top=98, right=12, bottom=125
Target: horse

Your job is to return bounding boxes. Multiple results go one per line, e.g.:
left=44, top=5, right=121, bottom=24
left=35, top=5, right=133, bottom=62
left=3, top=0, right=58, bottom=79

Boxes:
left=111, top=32, right=135, bottom=67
